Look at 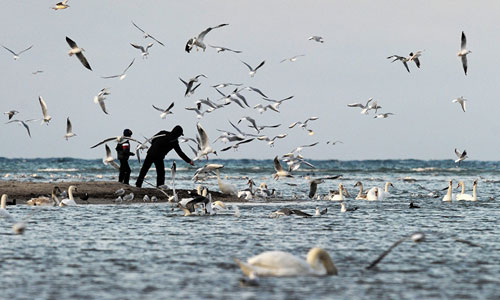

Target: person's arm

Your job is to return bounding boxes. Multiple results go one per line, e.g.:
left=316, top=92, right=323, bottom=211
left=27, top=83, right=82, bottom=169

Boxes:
left=173, top=142, right=194, bottom=165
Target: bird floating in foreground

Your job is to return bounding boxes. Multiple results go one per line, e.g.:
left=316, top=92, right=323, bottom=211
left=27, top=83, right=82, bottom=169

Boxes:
left=185, top=23, right=229, bottom=53
left=66, top=37, right=92, bottom=70
left=458, top=31, right=471, bottom=75
left=1, top=44, right=33, bottom=60
left=452, top=96, right=467, bottom=112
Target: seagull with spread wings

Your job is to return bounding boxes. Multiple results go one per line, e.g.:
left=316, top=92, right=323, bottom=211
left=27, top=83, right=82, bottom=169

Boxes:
left=66, top=37, right=92, bottom=70
left=454, top=149, right=468, bottom=165
left=152, top=102, right=174, bottom=119
left=101, top=59, right=135, bottom=80
left=130, top=42, right=153, bottom=59
left=1, top=44, right=33, bottom=60
left=458, top=31, right=471, bottom=75
left=209, top=45, right=242, bottom=53
left=452, top=96, right=467, bottom=112
left=6, top=119, right=33, bottom=138
left=131, top=21, right=165, bottom=46
left=64, top=117, right=76, bottom=140
left=179, top=74, right=206, bottom=97
left=185, top=23, right=229, bottom=53
left=38, top=96, right=51, bottom=125
left=241, top=60, right=265, bottom=77
left=94, top=88, right=110, bottom=114
left=194, top=122, right=217, bottom=160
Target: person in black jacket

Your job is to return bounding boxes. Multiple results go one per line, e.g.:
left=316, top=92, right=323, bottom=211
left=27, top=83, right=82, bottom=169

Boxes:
left=116, top=129, right=135, bottom=185
left=135, top=125, right=194, bottom=188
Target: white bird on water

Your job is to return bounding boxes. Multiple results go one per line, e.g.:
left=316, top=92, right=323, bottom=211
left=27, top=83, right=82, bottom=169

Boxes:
left=59, top=186, right=78, bottom=206
left=234, top=247, right=337, bottom=277
left=1, top=194, right=30, bottom=234
left=64, top=117, right=76, bottom=140
left=38, top=96, right=52, bottom=125
left=66, top=36, right=92, bottom=70
left=1, top=44, right=33, bottom=60
left=457, top=31, right=471, bottom=75
left=101, top=59, right=135, bottom=80
left=452, top=96, right=467, bottom=112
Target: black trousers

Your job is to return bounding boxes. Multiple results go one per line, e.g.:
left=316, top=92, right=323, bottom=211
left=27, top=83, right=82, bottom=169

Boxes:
left=118, top=159, right=131, bottom=184
left=135, top=154, right=165, bottom=187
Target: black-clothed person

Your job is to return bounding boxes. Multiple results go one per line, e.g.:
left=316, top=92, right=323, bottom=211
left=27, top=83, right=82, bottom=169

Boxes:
left=116, top=129, right=134, bottom=185
left=135, top=125, right=193, bottom=187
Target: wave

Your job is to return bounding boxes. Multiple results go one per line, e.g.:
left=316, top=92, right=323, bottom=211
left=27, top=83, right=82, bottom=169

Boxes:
left=37, top=168, right=79, bottom=172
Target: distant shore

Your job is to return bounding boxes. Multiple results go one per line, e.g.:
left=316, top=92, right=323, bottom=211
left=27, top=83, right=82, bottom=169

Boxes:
left=0, top=181, right=242, bottom=205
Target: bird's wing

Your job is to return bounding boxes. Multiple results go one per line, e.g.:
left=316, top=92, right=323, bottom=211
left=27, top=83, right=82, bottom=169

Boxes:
left=455, top=148, right=461, bottom=158
left=66, top=118, right=72, bottom=133
left=101, top=74, right=120, bottom=79
left=1, top=45, right=17, bottom=56
left=289, top=121, right=299, bottom=128
left=197, top=123, right=209, bottom=147
left=65, top=36, right=78, bottom=49
left=179, top=77, right=189, bottom=87
left=240, top=60, right=253, bottom=71
left=166, top=101, right=175, bottom=111
left=461, top=55, right=468, bottom=75
left=402, top=60, right=410, bottom=73
left=131, top=21, right=146, bottom=33
left=461, top=31, right=467, bottom=50
left=220, top=145, right=233, bottom=152
left=301, top=142, right=319, bottom=148
left=149, top=35, right=165, bottom=46
left=105, top=144, right=113, bottom=158
left=152, top=105, right=165, bottom=112
left=18, top=45, right=34, bottom=55
left=413, top=57, right=421, bottom=68
left=247, top=86, right=268, bottom=98
left=38, top=96, right=49, bottom=118
left=76, top=53, right=92, bottom=70
left=291, top=209, right=312, bottom=217
left=254, top=60, right=266, bottom=71
left=123, top=58, right=135, bottom=73
left=98, top=98, right=109, bottom=114
left=460, top=101, right=466, bottom=112
left=347, top=103, right=363, bottom=108
left=130, top=43, right=144, bottom=51
left=309, top=181, right=317, bottom=199
left=21, top=121, right=31, bottom=138
left=91, top=137, right=116, bottom=149
left=274, top=156, right=284, bottom=172
left=198, top=23, right=229, bottom=41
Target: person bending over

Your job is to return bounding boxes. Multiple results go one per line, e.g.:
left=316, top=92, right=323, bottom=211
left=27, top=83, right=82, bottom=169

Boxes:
left=135, top=125, right=194, bottom=188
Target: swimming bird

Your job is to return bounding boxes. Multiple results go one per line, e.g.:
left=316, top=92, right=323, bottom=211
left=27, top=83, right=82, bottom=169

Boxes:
left=151, top=196, right=158, bottom=202
left=386, top=55, right=410, bottom=73
left=1, top=44, right=33, bottom=60
left=103, top=144, right=120, bottom=170
left=329, top=183, right=347, bottom=201
left=354, top=181, right=367, bottom=200
left=101, top=59, right=135, bottom=80
left=185, top=23, right=229, bottom=53
left=378, top=182, right=394, bottom=200
left=38, top=96, right=52, bottom=125
left=4, top=110, right=19, bottom=120
left=270, top=208, right=312, bottom=218
left=408, top=50, right=424, bottom=68
left=308, top=176, right=342, bottom=199
left=94, top=88, right=110, bottom=114
left=237, top=179, right=255, bottom=200
left=235, top=247, right=337, bottom=277
left=130, top=42, right=153, bottom=59
left=215, top=169, right=237, bottom=195
left=194, top=122, right=217, bottom=160
left=442, top=179, right=456, bottom=202
left=177, top=194, right=211, bottom=216
left=458, top=31, right=471, bottom=75
left=52, top=0, right=69, bottom=10
left=143, top=195, right=150, bottom=202
left=454, top=148, right=468, bottom=165
left=456, top=180, right=478, bottom=201
left=64, top=117, right=76, bottom=140
left=366, top=232, right=425, bottom=270
left=59, top=186, right=78, bottom=206
left=27, top=186, right=62, bottom=206
left=366, top=187, right=379, bottom=201
left=66, top=37, right=92, bottom=70
left=1, top=194, right=30, bottom=234
left=315, top=207, right=328, bottom=216
left=340, top=202, right=358, bottom=213
left=152, top=102, right=174, bottom=119
left=374, top=113, right=394, bottom=119
left=452, top=96, right=467, bottom=112
left=114, top=196, right=123, bottom=203
left=208, top=45, right=242, bottom=53
left=308, top=36, right=324, bottom=43
left=273, top=156, right=293, bottom=180
left=180, top=74, right=206, bottom=97
left=409, top=202, right=420, bottom=208
left=131, top=21, right=165, bottom=46
left=280, top=54, right=305, bottom=63
left=6, top=119, right=32, bottom=138
left=347, top=98, right=373, bottom=114
left=241, top=60, right=265, bottom=77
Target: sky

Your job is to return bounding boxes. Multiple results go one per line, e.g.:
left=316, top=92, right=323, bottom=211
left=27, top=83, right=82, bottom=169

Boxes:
left=1, top=1, right=499, bottom=161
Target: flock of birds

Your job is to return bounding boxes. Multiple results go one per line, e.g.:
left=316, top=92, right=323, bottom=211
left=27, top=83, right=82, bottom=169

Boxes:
left=0, top=2, right=485, bottom=283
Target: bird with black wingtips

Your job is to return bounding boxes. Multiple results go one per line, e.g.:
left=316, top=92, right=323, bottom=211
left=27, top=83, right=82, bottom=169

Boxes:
left=185, top=23, right=229, bottom=53
left=457, top=31, right=471, bottom=75
left=66, top=37, right=92, bottom=70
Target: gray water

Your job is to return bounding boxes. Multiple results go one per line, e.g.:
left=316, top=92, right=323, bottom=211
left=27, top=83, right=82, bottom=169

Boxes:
left=1, top=198, right=499, bottom=299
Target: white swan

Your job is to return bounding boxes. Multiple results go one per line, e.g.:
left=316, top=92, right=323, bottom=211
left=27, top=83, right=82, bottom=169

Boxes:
left=235, top=247, right=337, bottom=277
left=27, top=186, right=61, bottom=206
left=330, top=183, right=345, bottom=201
left=442, top=180, right=456, bottom=202
left=1, top=194, right=28, bottom=234
left=60, top=186, right=78, bottom=206
left=216, top=169, right=237, bottom=196
left=354, top=181, right=367, bottom=200
left=457, top=180, right=478, bottom=201
left=366, top=187, right=379, bottom=201
left=378, top=182, right=393, bottom=200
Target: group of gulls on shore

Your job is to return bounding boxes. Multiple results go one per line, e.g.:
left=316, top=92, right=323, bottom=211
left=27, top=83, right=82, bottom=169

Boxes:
left=0, top=3, right=483, bottom=283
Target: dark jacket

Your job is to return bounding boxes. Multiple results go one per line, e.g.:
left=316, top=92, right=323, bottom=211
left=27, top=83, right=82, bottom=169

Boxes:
left=116, top=140, right=132, bottom=160
left=148, top=130, right=191, bottom=163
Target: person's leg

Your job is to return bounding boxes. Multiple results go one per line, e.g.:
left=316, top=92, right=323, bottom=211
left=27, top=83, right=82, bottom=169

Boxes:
left=118, top=159, right=126, bottom=183
left=123, top=160, right=131, bottom=185
left=136, top=155, right=153, bottom=187
left=154, top=158, right=165, bottom=187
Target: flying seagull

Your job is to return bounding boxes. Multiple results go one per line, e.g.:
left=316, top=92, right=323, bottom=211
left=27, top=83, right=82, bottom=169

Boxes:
left=374, top=113, right=394, bottom=119
left=273, top=156, right=293, bottom=180
left=452, top=96, right=467, bottom=112
left=308, top=36, right=324, bottom=43
left=366, top=232, right=425, bottom=270
left=38, top=96, right=52, bottom=125
left=408, top=50, right=424, bottom=68
left=131, top=21, right=165, bottom=46
left=94, top=88, right=110, bottom=115
left=179, top=74, right=207, bottom=97
left=4, top=110, right=19, bottom=120
left=185, top=23, right=229, bottom=53
left=194, top=122, right=217, bottom=160
left=91, top=135, right=141, bottom=149
left=64, top=117, right=76, bottom=140
left=458, top=31, right=471, bottom=75
left=101, top=59, right=135, bottom=80
left=309, top=175, right=342, bottom=199
left=6, top=119, right=32, bottom=138
left=386, top=55, right=410, bottom=73
left=347, top=98, right=373, bottom=114
left=241, top=60, right=265, bottom=77
left=130, top=42, right=153, bottom=59
left=103, top=144, right=119, bottom=170
left=454, top=149, right=468, bottom=165
left=152, top=102, right=174, bottom=119
left=52, top=0, right=69, bottom=10
left=1, top=44, right=33, bottom=60
left=208, top=45, right=242, bottom=53
left=280, top=54, right=305, bottom=63
left=66, top=37, right=92, bottom=70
